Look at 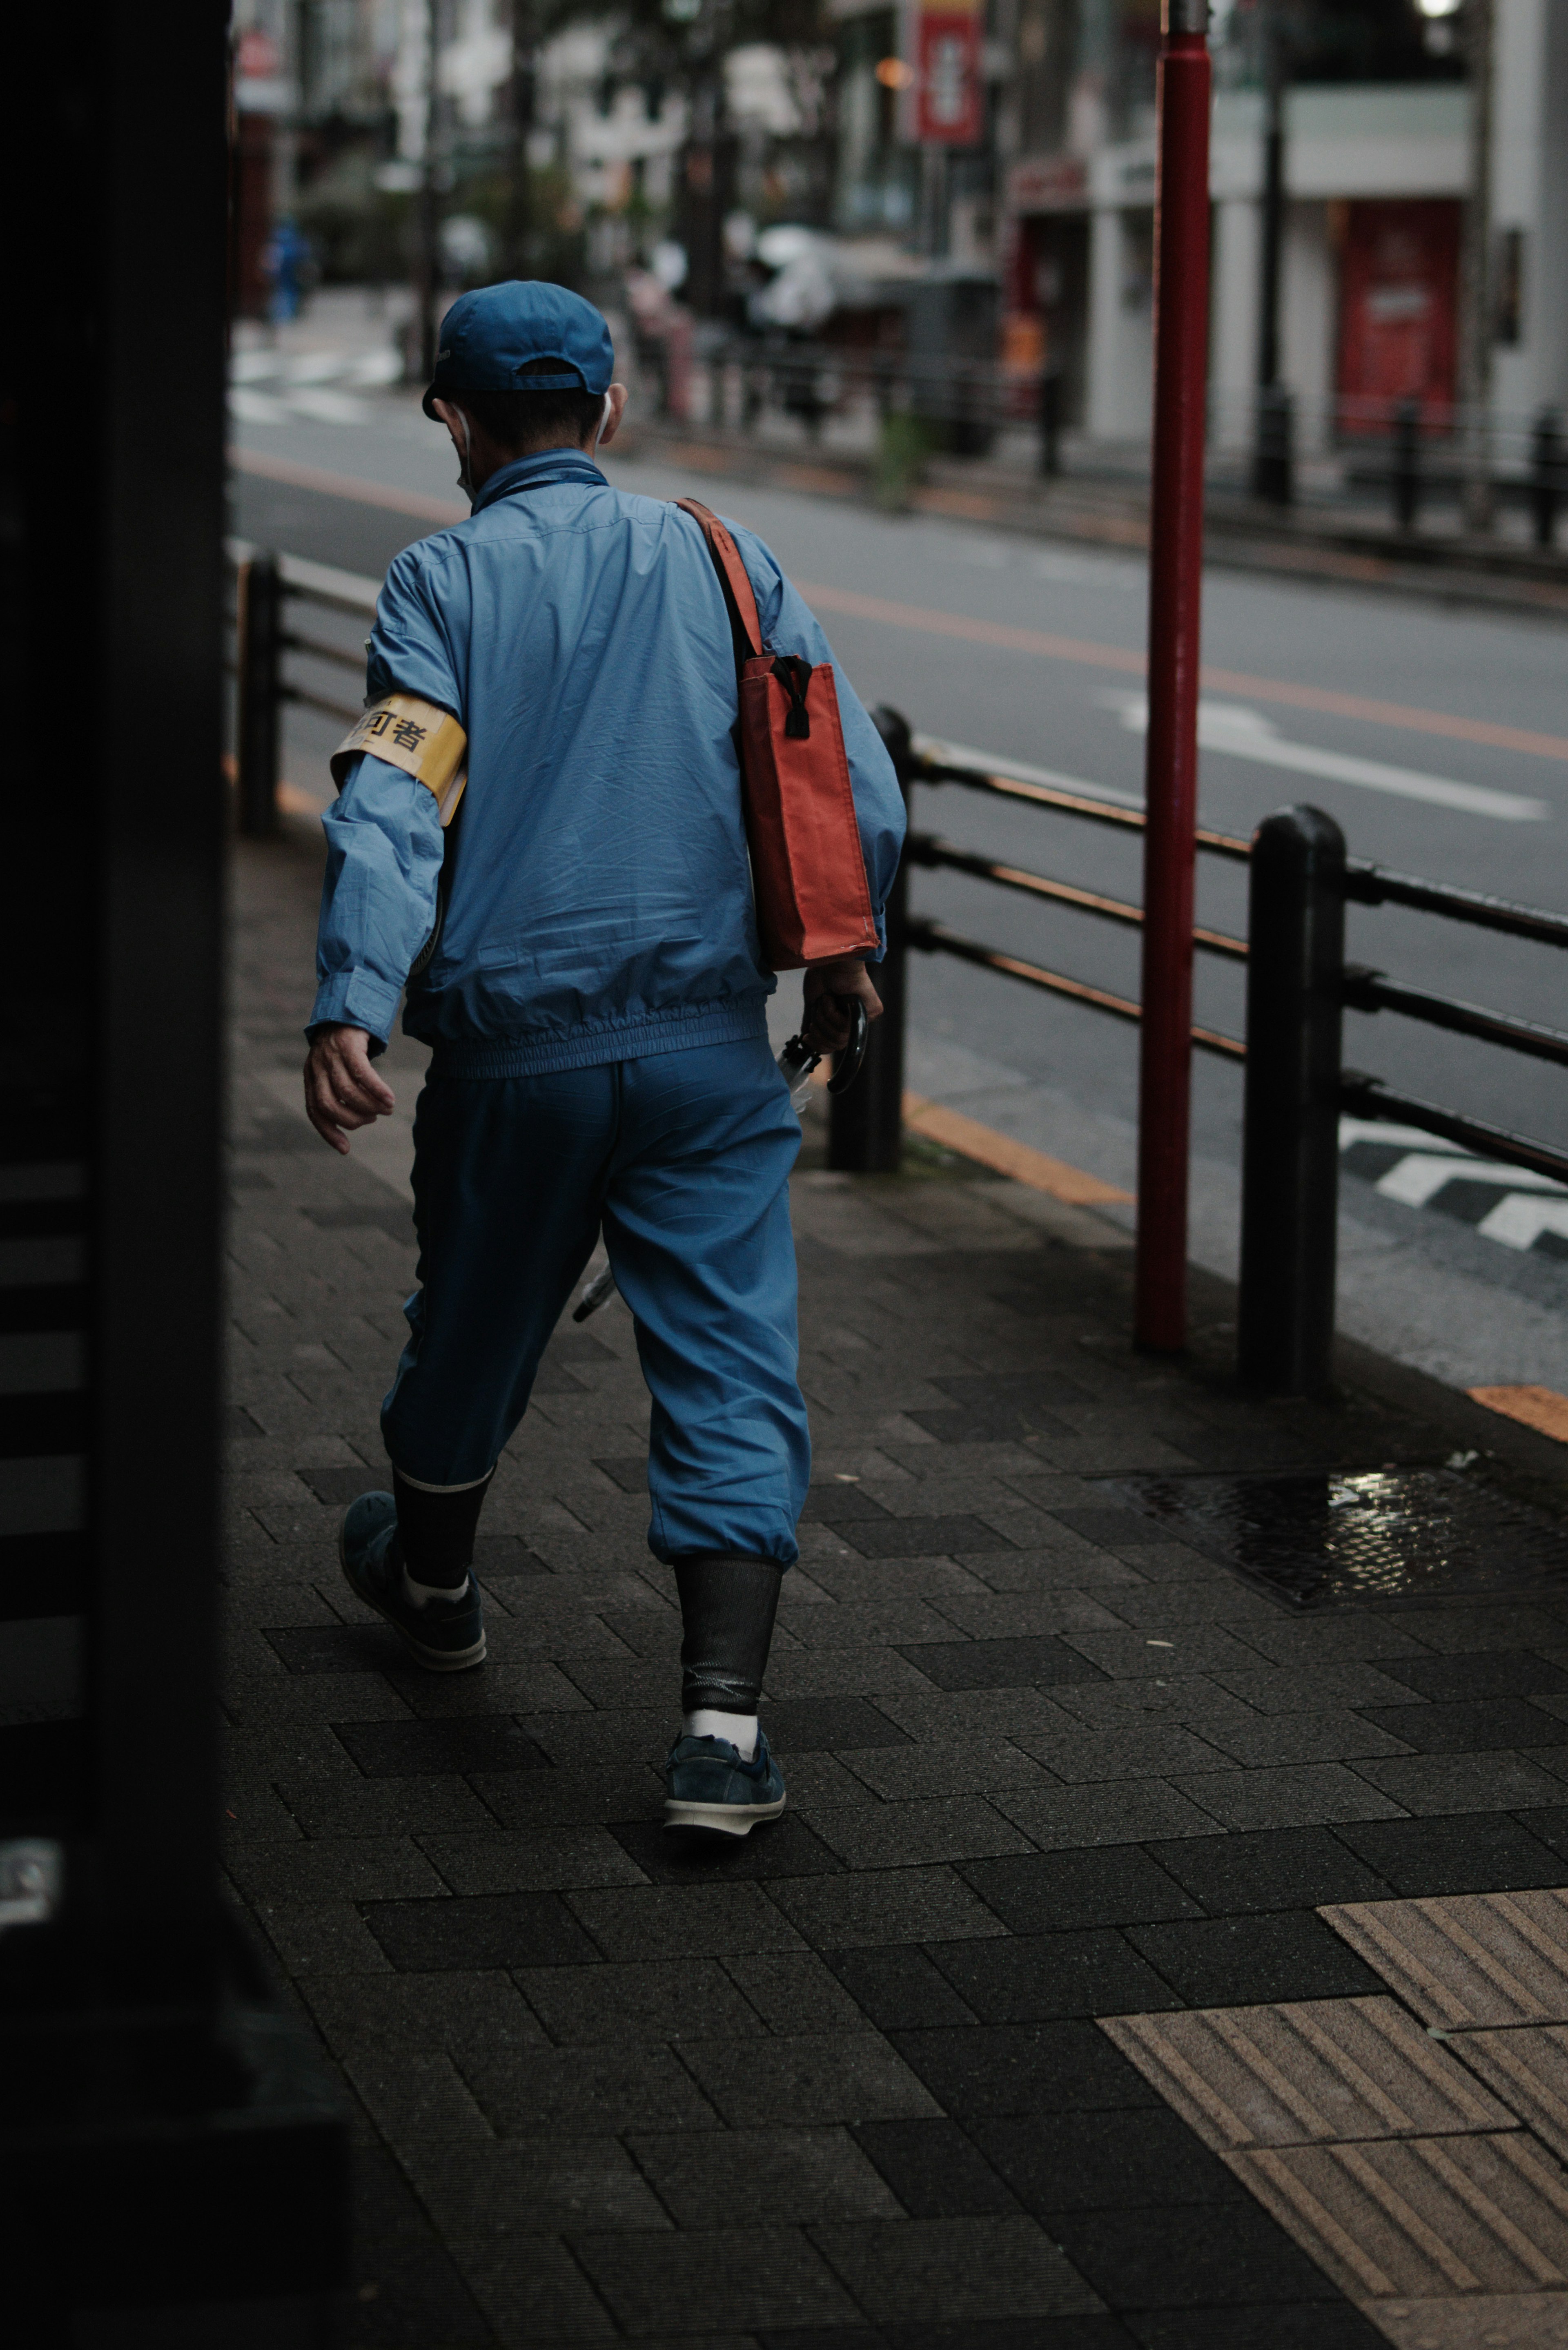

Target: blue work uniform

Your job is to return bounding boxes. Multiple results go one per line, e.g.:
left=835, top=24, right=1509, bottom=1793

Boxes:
left=311, top=449, right=905, bottom=1567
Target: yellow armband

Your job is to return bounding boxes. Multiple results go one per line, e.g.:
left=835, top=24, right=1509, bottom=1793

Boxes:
left=331, top=693, right=468, bottom=827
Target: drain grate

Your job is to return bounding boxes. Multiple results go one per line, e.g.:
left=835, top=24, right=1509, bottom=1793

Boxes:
left=1094, top=1468, right=1568, bottom=1610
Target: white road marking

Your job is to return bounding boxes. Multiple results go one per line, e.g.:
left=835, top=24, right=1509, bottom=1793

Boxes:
left=1375, top=1154, right=1566, bottom=1207
left=1116, top=698, right=1551, bottom=822
left=918, top=737, right=1145, bottom=811
left=1339, top=1122, right=1568, bottom=1255
left=1478, top=1195, right=1568, bottom=1250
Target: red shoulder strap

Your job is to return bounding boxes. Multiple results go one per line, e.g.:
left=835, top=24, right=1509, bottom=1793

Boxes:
left=676, top=496, right=763, bottom=661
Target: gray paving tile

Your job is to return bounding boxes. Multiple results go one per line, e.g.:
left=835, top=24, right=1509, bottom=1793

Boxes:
left=676, top=2031, right=942, bottom=2125
left=416, top=1826, right=650, bottom=1894
left=566, top=1883, right=807, bottom=1959
left=1168, top=1766, right=1408, bottom=1832
left=808, top=2214, right=1104, bottom=2324
left=990, top=1779, right=1225, bottom=1851
left=768, top=1866, right=1012, bottom=1950
left=459, top=2042, right=722, bottom=2133
left=808, top=1797, right=1033, bottom=1868
left=835, top=1740, right=1055, bottom=1803
left=720, top=1951, right=878, bottom=2035
left=568, top=2225, right=860, bottom=2334
left=1348, top=1752, right=1568, bottom=1816
left=403, top=2135, right=673, bottom=2238
left=299, top=1968, right=548, bottom=2058
left=1059, top=1626, right=1276, bottom=1679
left=627, top=2125, right=903, bottom=2225
left=516, top=1958, right=766, bottom=2045
left=1009, top=1721, right=1232, bottom=1784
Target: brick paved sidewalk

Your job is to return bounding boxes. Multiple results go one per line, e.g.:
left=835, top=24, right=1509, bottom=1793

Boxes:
left=225, top=822, right=1568, bottom=2349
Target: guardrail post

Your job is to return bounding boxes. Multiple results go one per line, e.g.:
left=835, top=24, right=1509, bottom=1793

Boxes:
left=1391, top=399, right=1421, bottom=534
left=1134, top=0, right=1212, bottom=1354
left=235, top=549, right=281, bottom=837
left=828, top=706, right=912, bottom=1175
left=1252, top=383, right=1294, bottom=506
left=1038, top=372, right=1062, bottom=477
left=1531, top=405, right=1562, bottom=550
left=1238, top=804, right=1346, bottom=1397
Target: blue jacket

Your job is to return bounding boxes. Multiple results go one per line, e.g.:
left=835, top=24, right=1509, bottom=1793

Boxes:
left=310, top=449, right=906, bottom=1077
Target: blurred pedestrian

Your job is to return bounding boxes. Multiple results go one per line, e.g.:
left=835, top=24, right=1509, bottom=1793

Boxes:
left=303, top=281, right=904, bottom=1835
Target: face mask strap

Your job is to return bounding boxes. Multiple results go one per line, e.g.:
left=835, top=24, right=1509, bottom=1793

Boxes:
left=591, top=393, right=611, bottom=458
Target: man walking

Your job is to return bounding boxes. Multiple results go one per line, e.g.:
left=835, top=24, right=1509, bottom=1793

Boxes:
left=304, top=281, right=904, bottom=1835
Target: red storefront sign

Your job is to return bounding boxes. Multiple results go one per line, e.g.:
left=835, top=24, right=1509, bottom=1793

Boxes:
left=1336, top=199, right=1460, bottom=433
left=916, top=8, right=983, bottom=146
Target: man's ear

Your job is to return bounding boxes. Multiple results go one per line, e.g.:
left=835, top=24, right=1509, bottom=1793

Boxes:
left=596, top=383, right=630, bottom=449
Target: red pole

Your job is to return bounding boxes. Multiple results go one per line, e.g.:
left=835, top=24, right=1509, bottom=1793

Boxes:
left=1135, top=0, right=1212, bottom=1353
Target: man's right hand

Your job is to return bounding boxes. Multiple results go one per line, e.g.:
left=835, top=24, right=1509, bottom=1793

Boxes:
left=802, top=957, right=883, bottom=1055
left=304, top=1025, right=396, bottom=1155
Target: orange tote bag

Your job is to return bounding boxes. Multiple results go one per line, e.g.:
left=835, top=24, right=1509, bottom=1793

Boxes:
left=677, top=497, right=878, bottom=972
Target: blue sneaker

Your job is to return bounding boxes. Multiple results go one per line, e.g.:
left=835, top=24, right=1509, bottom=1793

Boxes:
left=663, top=1726, right=787, bottom=1836
left=338, top=1492, right=486, bottom=1672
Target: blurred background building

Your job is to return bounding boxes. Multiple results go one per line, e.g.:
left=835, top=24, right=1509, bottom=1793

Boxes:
left=226, top=0, right=1568, bottom=477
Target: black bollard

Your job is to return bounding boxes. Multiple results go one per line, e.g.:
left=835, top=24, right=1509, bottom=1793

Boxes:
left=1391, top=400, right=1421, bottom=535
left=1038, top=371, right=1062, bottom=478
left=235, top=549, right=281, bottom=837
left=1251, top=383, right=1295, bottom=506
left=828, top=706, right=913, bottom=1174
left=1531, top=406, right=1562, bottom=551
left=1238, top=805, right=1347, bottom=1397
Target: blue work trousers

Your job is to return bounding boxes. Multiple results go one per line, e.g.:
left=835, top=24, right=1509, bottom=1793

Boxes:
left=380, top=1034, right=809, bottom=1567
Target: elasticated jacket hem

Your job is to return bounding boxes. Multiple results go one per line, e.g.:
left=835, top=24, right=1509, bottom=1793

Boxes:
left=428, top=996, right=770, bottom=1081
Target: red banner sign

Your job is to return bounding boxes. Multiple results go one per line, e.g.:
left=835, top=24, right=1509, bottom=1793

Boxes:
left=916, top=9, right=983, bottom=146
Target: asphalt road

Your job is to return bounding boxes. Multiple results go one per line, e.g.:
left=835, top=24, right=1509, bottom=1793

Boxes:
left=230, top=394, right=1568, bottom=1384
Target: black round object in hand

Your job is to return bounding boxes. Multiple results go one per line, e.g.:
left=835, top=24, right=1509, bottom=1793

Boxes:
left=827, top=996, right=869, bottom=1094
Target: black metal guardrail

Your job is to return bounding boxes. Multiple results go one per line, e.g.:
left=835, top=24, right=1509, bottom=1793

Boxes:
left=227, top=540, right=373, bottom=834
left=843, top=707, right=1568, bottom=1398
left=694, top=343, right=1568, bottom=538
left=227, top=555, right=1567, bottom=1399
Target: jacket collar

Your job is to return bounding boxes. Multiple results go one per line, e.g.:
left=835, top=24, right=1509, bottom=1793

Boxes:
left=472, top=448, right=608, bottom=513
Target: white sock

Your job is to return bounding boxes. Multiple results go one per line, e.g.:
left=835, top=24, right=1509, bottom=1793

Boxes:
left=402, top=1567, right=470, bottom=1610
left=685, top=1708, right=758, bottom=1760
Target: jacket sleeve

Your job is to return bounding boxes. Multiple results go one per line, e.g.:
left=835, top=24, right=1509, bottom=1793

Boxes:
left=726, top=522, right=906, bottom=961
left=309, top=750, right=444, bottom=1046
left=308, top=544, right=462, bottom=1046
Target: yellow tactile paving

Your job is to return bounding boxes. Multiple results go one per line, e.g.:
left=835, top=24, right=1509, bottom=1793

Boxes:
left=1321, top=1893, right=1568, bottom=2030
left=1104, top=1998, right=1512, bottom=2149
left=1230, top=2132, right=1568, bottom=2304
left=1375, top=2291, right=1568, bottom=2348
left=1459, top=2031, right=1568, bottom=2168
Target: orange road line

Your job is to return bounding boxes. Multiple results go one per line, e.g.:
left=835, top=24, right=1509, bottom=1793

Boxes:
left=794, top=580, right=1568, bottom=766
left=1468, top=1385, right=1568, bottom=1444
left=903, top=1092, right=1134, bottom=1205
left=232, top=445, right=468, bottom=525
left=229, top=449, right=1568, bottom=766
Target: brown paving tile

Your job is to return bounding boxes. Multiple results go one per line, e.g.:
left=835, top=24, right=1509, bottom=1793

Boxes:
left=1103, top=1998, right=1512, bottom=2150
left=1229, top=2131, right=1568, bottom=2303
left=1458, top=2029, right=1568, bottom=2165
left=1321, top=1891, right=1568, bottom=2029
left=1375, top=2290, right=1568, bottom=2348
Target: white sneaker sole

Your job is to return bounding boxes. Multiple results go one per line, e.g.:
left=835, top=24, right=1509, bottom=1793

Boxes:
left=338, top=1524, right=487, bottom=1672
left=663, top=1793, right=787, bottom=1837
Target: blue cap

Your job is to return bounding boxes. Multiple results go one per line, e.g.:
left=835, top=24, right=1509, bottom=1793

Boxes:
left=422, top=281, right=615, bottom=417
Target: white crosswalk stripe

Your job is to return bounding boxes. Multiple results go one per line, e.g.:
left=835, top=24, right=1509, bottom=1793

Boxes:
left=227, top=346, right=402, bottom=426
left=1339, top=1118, right=1568, bottom=1258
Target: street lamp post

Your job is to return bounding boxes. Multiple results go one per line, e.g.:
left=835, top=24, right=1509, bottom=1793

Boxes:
left=1458, top=0, right=1494, bottom=533
left=415, top=0, right=441, bottom=381
left=1250, top=0, right=1293, bottom=504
